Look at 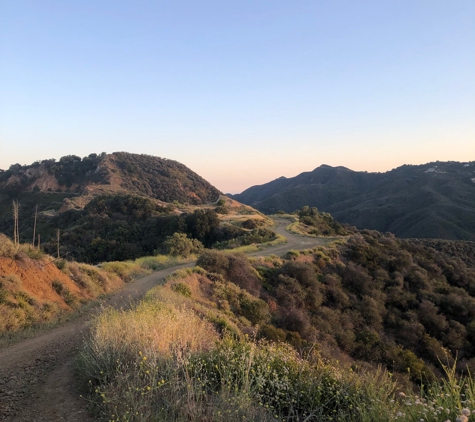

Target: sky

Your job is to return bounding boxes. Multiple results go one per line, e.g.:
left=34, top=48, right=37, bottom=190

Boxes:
left=0, top=1, right=474, bottom=194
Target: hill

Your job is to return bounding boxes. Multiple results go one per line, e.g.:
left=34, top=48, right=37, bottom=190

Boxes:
left=0, top=151, right=221, bottom=207
left=0, top=153, right=275, bottom=263
left=231, top=161, right=475, bottom=240
left=0, top=233, right=126, bottom=334
left=0, top=151, right=222, bottom=242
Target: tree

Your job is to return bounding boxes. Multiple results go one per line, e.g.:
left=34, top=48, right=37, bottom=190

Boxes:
left=163, top=233, right=203, bottom=257
left=12, top=200, right=19, bottom=246
left=32, top=204, right=38, bottom=247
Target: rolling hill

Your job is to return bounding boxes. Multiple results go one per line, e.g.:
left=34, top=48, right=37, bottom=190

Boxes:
left=232, top=161, right=475, bottom=240
left=0, top=151, right=221, bottom=207
left=0, top=152, right=273, bottom=263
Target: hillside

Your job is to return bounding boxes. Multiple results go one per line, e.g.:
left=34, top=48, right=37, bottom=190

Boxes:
left=0, top=152, right=242, bottom=261
left=0, top=152, right=221, bottom=207
left=77, top=225, right=475, bottom=421
left=0, top=234, right=126, bottom=334
left=231, top=161, right=475, bottom=240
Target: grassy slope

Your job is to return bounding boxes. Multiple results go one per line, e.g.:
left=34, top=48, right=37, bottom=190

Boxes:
left=78, top=267, right=475, bottom=422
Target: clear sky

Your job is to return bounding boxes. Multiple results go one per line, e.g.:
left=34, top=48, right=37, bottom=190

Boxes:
left=1, top=0, right=474, bottom=193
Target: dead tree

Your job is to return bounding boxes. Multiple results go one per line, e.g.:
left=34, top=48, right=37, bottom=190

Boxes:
left=56, top=229, right=61, bottom=259
left=12, top=200, right=20, bottom=246
left=32, top=204, right=38, bottom=247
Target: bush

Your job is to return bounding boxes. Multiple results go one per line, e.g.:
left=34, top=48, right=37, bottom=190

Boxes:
left=171, top=282, right=192, bottom=298
left=0, top=234, right=15, bottom=257
left=197, top=250, right=230, bottom=274
left=0, top=274, right=22, bottom=290
left=214, top=206, right=229, bottom=214
left=52, top=279, right=64, bottom=295
left=163, top=232, right=203, bottom=257
left=0, top=288, right=8, bottom=304
left=55, top=258, right=67, bottom=270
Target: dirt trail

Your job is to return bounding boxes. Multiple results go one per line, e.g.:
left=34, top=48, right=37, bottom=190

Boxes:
left=0, top=218, right=334, bottom=421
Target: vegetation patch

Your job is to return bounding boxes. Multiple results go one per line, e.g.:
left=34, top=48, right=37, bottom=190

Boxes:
left=78, top=284, right=475, bottom=422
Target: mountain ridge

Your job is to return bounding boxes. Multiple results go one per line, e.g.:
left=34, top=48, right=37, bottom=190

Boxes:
left=232, top=161, right=475, bottom=240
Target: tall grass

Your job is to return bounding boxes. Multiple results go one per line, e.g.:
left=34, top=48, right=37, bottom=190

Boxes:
left=78, top=287, right=436, bottom=422
left=217, top=233, right=287, bottom=254
left=100, top=254, right=193, bottom=281
left=78, top=283, right=475, bottom=422
left=77, top=296, right=219, bottom=421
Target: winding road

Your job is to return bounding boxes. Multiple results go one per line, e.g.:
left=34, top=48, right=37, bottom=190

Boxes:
left=0, top=218, right=334, bottom=421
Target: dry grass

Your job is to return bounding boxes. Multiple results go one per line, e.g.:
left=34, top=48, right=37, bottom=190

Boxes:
left=89, top=300, right=217, bottom=360
left=100, top=255, right=193, bottom=282
left=0, top=233, right=16, bottom=258
left=77, top=286, right=405, bottom=422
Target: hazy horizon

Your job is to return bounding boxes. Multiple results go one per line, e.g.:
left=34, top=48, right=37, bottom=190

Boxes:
left=1, top=1, right=474, bottom=193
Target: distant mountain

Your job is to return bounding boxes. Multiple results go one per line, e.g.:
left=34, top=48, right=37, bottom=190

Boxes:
left=232, top=161, right=475, bottom=240
left=0, top=152, right=221, bottom=207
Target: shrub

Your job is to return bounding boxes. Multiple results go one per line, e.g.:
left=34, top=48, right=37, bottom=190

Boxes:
left=55, top=259, right=67, bottom=270
left=52, top=279, right=64, bottom=295
left=136, top=256, right=166, bottom=271
left=0, top=288, right=8, bottom=304
left=197, top=250, right=229, bottom=274
left=100, top=261, right=139, bottom=282
left=0, top=233, right=15, bottom=257
left=62, top=289, right=79, bottom=308
left=214, top=206, right=229, bottom=214
left=163, top=232, right=203, bottom=257
left=24, top=246, right=45, bottom=260
left=284, top=250, right=300, bottom=259
left=240, top=298, right=270, bottom=325
left=171, top=282, right=192, bottom=298
left=0, top=274, right=22, bottom=290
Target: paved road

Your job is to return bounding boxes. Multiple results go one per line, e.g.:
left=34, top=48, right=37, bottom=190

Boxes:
left=0, top=218, right=335, bottom=421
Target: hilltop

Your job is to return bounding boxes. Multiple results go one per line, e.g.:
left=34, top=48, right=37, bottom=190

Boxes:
left=0, top=151, right=221, bottom=207
left=231, top=161, right=475, bottom=240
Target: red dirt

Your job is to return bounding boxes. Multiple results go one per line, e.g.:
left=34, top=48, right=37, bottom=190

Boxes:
left=0, top=255, right=85, bottom=310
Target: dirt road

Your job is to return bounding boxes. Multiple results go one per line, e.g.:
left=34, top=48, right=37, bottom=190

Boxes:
left=0, top=218, right=333, bottom=421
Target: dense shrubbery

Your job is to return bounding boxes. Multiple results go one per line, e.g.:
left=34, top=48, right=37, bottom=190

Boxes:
left=409, top=238, right=475, bottom=267
left=109, top=152, right=221, bottom=204
left=298, top=205, right=348, bottom=235
left=79, top=284, right=475, bottom=422
left=18, top=194, right=275, bottom=263
left=32, top=195, right=246, bottom=263
left=192, top=232, right=475, bottom=384
left=243, top=230, right=475, bottom=383
left=0, top=153, right=105, bottom=189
